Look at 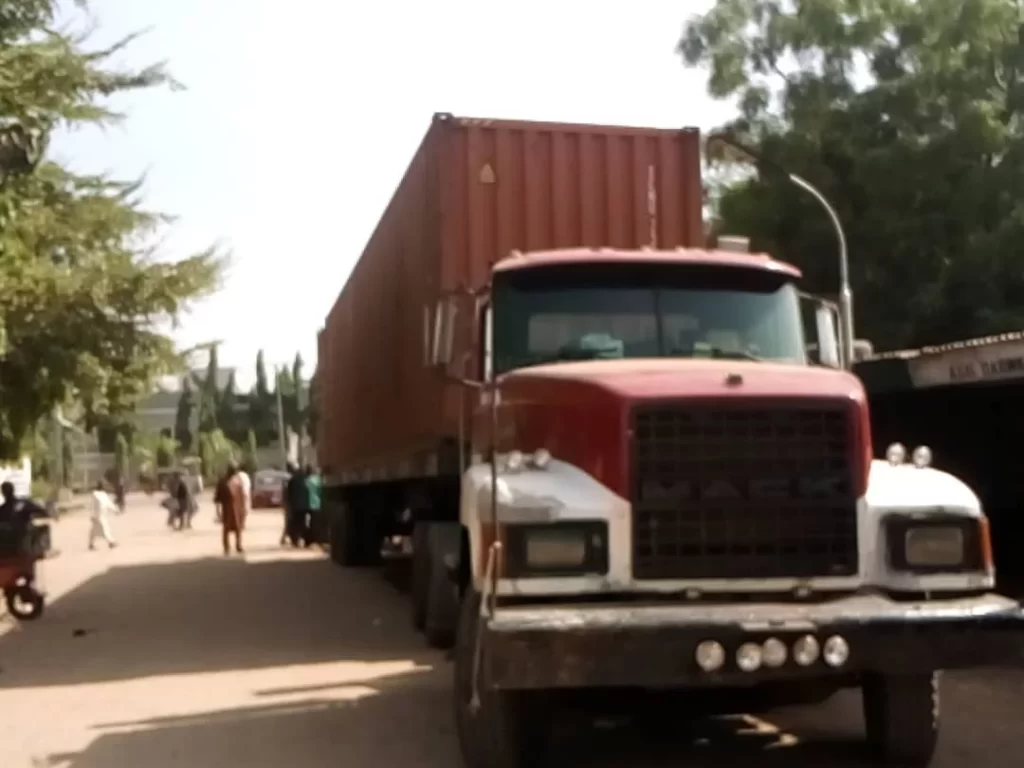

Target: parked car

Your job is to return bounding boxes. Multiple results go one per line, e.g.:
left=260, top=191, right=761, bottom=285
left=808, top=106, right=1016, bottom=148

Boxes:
left=251, top=469, right=289, bottom=509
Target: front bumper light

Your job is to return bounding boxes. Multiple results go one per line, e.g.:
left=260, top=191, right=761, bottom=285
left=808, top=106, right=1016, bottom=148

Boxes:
left=503, top=522, right=608, bottom=578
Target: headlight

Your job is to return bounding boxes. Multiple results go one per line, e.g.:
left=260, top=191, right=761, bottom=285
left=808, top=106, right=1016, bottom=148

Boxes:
left=504, top=522, right=608, bottom=578
left=905, top=526, right=964, bottom=567
left=526, top=529, right=588, bottom=568
left=885, top=516, right=987, bottom=573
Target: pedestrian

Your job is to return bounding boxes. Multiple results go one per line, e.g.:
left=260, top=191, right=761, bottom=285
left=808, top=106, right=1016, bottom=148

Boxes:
left=214, top=461, right=247, bottom=556
left=89, top=481, right=118, bottom=550
left=175, top=472, right=196, bottom=530
left=304, top=464, right=323, bottom=547
left=239, top=463, right=253, bottom=522
left=283, top=462, right=309, bottom=547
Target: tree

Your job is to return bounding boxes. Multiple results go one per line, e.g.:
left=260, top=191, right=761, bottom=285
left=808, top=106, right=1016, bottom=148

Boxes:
left=0, top=5, right=227, bottom=460
left=290, top=352, right=305, bottom=435
left=174, top=377, right=195, bottom=453
left=248, top=349, right=273, bottom=444
left=114, top=432, right=129, bottom=479
left=681, top=0, right=1024, bottom=350
left=243, top=428, right=259, bottom=474
left=197, top=346, right=220, bottom=433
left=307, top=367, right=320, bottom=445
left=217, top=370, right=238, bottom=439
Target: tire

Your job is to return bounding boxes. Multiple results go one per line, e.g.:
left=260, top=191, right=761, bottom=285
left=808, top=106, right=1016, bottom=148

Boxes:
left=424, top=549, right=458, bottom=649
left=453, top=590, right=550, bottom=768
left=862, top=672, right=939, bottom=767
left=5, top=586, right=44, bottom=621
left=411, top=523, right=431, bottom=631
left=329, top=502, right=360, bottom=567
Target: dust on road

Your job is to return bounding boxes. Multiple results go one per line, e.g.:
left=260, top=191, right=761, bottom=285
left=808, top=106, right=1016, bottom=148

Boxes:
left=0, top=494, right=1019, bottom=768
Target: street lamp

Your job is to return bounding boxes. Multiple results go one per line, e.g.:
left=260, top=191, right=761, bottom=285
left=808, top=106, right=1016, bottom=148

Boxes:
left=705, top=132, right=855, bottom=370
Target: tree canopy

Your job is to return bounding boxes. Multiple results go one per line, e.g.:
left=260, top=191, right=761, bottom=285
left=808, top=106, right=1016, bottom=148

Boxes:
left=681, top=0, right=1024, bottom=351
left=0, top=1, right=226, bottom=460
left=0, top=0, right=226, bottom=460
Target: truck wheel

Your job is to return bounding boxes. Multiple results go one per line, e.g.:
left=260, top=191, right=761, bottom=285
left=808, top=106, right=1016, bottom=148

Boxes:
left=453, top=590, right=550, bottom=768
left=411, top=523, right=431, bottom=630
left=424, top=548, right=458, bottom=648
left=329, top=502, right=361, bottom=567
left=862, top=672, right=939, bottom=767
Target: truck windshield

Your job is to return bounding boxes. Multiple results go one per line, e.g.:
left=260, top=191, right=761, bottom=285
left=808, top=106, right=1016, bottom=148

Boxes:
left=491, top=261, right=806, bottom=374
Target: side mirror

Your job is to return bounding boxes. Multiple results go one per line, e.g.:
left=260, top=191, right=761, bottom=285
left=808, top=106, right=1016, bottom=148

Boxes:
left=427, top=298, right=457, bottom=367
left=425, top=294, right=486, bottom=389
left=815, top=303, right=841, bottom=368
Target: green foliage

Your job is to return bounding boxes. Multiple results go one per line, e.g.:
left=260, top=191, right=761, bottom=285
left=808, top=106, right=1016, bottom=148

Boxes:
left=114, top=432, right=129, bottom=477
left=243, top=428, right=258, bottom=474
left=174, top=377, right=194, bottom=452
left=0, top=3, right=227, bottom=460
left=682, top=0, right=1024, bottom=349
left=197, top=347, right=220, bottom=433
left=307, top=368, right=320, bottom=442
left=217, top=370, right=237, bottom=437
left=248, top=349, right=274, bottom=444
left=197, top=428, right=237, bottom=482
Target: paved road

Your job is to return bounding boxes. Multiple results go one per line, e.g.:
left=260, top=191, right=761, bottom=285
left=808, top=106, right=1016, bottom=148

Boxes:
left=0, top=494, right=1020, bottom=768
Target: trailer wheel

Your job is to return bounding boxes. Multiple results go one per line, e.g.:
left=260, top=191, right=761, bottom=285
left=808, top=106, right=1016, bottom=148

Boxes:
left=862, top=672, right=939, bottom=767
left=453, top=590, right=550, bottom=768
left=330, top=502, right=361, bottom=567
left=411, top=523, right=431, bottom=630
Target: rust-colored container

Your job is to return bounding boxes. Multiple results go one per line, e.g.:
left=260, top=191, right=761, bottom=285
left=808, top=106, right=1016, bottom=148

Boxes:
left=320, top=113, right=704, bottom=479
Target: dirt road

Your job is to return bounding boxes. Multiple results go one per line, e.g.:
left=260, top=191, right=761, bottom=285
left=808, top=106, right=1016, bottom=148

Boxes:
left=0, top=494, right=1020, bottom=768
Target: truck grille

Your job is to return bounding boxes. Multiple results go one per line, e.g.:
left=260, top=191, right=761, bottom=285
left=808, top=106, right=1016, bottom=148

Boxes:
left=631, top=402, right=858, bottom=580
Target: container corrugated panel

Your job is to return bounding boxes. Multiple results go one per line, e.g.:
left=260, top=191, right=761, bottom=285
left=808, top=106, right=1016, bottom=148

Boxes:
left=322, top=113, right=704, bottom=477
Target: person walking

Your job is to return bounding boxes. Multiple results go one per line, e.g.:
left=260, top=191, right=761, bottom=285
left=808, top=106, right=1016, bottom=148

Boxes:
left=239, top=464, right=253, bottom=521
left=214, top=462, right=247, bottom=556
left=88, top=481, right=118, bottom=550
left=303, top=464, right=323, bottom=547
left=175, top=472, right=196, bottom=530
left=283, top=462, right=309, bottom=547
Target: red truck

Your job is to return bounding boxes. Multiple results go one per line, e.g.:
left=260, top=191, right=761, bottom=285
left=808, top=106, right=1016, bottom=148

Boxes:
left=318, top=113, right=1024, bottom=768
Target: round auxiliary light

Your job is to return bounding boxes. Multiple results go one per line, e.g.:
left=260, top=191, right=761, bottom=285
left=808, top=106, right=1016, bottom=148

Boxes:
left=531, top=448, right=552, bottom=469
left=695, top=640, right=725, bottom=672
left=886, top=442, right=907, bottom=466
left=912, top=445, right=933, bottom=469
left=736, top=642, right=763, bottom=672
left=762, top=637, right=788, bottom=668
left=823, top=635, right=850, bottom=668
left=505, top=450, right=525, bottom=472
left=792, top=635, right=821, bottom=667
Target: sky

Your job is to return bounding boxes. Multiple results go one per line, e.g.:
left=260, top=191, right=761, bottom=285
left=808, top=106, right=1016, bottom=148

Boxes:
left=53, top=0, right=736, bottom=389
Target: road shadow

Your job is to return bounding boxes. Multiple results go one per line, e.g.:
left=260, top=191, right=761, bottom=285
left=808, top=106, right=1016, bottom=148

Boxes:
left=44, top=667, right=457, bottom=768
left=40, top=673, right=879, bottom=768
left=0, top=555, right=434, bottom=689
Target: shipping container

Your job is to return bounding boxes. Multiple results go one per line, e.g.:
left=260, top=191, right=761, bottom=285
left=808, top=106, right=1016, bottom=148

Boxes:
left=319, top=113, right=704, bottom=481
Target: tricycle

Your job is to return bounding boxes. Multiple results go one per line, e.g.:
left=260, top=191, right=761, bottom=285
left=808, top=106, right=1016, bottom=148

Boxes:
left=0, top=521, right=49, bottom=620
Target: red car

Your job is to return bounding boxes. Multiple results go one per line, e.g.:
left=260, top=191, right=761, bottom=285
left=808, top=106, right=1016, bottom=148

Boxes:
left=251, top=469, right=289, bottom=509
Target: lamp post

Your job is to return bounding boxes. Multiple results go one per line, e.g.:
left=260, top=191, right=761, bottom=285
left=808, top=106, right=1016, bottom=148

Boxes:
left=706, top=132, right=855, bottom=370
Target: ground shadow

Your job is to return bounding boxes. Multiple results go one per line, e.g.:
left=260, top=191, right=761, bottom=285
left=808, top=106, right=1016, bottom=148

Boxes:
left=41, top=673, right=882, bottom=768
left=0, top=555, right=433, bottom=689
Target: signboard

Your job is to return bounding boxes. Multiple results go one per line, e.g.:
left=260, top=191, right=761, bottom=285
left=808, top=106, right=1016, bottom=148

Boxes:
left=0, top=457, right=32, bottom=497
left=908, top=339, right=1024, bottom=389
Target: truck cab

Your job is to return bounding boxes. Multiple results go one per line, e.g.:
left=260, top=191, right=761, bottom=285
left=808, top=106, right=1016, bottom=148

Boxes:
left=427, top=245, right=1024, bottom=768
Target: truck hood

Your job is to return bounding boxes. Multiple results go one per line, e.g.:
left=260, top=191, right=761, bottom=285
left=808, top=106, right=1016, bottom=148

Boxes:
left=504, top=358, right=864, bottom=402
